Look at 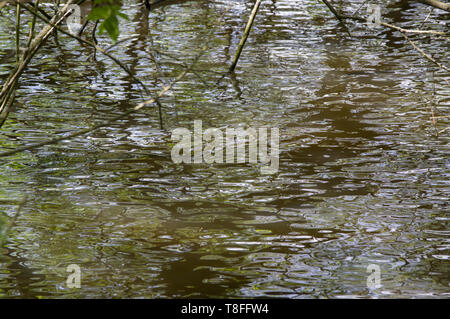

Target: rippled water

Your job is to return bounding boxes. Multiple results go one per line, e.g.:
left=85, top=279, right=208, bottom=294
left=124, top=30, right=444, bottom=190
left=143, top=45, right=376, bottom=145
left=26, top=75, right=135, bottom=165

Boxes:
left=0, top=0, right=449, bottom=298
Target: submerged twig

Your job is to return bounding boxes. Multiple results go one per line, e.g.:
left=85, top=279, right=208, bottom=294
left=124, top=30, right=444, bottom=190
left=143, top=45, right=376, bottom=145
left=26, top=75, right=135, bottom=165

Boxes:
left=0, top=195, right=27, bottom=247
left=0, top=5, right=233, bottom=156
left=320, top=0, right=352, bottom=36
left=0, top=0, right=75, bottom=127
left=14, top=1, right=150, bottom=95
left=401, top=33, right=450, bottom=72
left=26, top=0, right=40, bottom=49
left=15, top=3, right=20, bottom=64
left=427, top=71, right=439, bottom=136
left=338, top=14, right=446, bottom=35
left=417, top=0, right=450, bottom=13
left=0, top=46, right=207, bottom=158
left=419, top=7, right=434, bottom=29
left=323, top=11, right=449, bottom=71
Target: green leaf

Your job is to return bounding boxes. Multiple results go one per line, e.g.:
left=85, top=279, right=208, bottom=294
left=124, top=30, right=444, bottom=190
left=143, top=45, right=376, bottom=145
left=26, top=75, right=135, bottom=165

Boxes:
left=99, top=14, right=120, bottom=42
left=87, top=7, right=112, bottom=21
left=87, top=2, right=127, bottom=42
left=117, top=12, right=129, bottom=20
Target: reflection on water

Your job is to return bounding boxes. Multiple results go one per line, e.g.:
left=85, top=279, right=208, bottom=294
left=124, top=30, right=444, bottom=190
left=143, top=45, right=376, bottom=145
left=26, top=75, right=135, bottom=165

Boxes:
left=0, top=0, right=449, bottom=298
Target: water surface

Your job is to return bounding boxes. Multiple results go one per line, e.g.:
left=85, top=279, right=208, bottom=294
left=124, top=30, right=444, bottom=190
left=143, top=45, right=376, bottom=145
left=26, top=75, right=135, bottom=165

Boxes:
left=0, top=0, right=449, bottom=298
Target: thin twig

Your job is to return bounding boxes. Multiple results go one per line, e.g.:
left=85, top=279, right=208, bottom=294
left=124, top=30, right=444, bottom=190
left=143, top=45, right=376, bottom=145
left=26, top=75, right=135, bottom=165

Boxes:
left=230, top=0, right=262, bottom=72
left=0, top=83, right=17, bottom=127
left=0, top=1, right=74, bottom=129
left=0, top=195, right=27, bottom=247
left=330, top=12, right=449, bottom=71
left=14, top=1, right=150, bottom=95
left=352, top=0, right=368, bottom=17
left=417, top=0, right=450, bottom=13
left=339, top=14, right=447, bottom=35
left=105, top=35, right=140, bottom=52
left=148, top=47, right=225, bottom=75
left=0, top=5, right=233, bottom=157
left=0, top=47, right=207, bottom=158
left=26, top=0, right=40, bottom=49
left=148, top=54, right=212, bottom=87
left=320, top=0, right=352, bottom=36
left=419, top=7, right=434, bottom=29
left=15, top=3, right=20, bottom=64
left=428, top=71, right=439, bottom=136
left=402, top=33, right=450, bottom=72
left=0, top=0, right=74, bottom=102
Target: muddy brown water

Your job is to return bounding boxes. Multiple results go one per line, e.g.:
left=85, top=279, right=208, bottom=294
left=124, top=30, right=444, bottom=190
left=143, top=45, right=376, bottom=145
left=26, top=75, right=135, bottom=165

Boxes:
left=0, top=0, right=449, bottom=298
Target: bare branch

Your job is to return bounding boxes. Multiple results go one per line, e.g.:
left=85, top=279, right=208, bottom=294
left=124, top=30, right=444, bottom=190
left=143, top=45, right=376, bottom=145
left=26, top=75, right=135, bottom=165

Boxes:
left=417, top=0, right=450, bottom=12
left=402, top=32, right=450, bottom=72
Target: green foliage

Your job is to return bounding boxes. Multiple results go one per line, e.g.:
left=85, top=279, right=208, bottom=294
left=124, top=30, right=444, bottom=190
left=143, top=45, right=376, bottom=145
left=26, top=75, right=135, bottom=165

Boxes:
left=87, top=0, right=128, bottom=42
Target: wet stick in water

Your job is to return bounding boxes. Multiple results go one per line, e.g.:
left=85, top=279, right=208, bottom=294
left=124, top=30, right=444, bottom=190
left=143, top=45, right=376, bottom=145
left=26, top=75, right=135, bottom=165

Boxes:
left=15, top=3, right=20, bottom=64
left=0, top=46, right=208, bottom=157
left=0, top=195, right=27, bottom=247
left=26, top=0, right=40, bottom=49
left=0, top=0, right=75, bottom=127
left=417, top=0, right=450, bottom=12
left=320, top=0, right=351, bottom=36
left=229, top=0, right=262, bottom=72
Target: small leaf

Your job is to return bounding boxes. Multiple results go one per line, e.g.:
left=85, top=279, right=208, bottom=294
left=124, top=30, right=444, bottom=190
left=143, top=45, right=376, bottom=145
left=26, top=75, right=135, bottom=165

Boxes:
left=101, top=15, right=119, bottom=42
left=117, top=12, right=128, bottom=20
left=87, top=2, right=126, bottom=42
left=87, top=7, right=112, bottom=21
